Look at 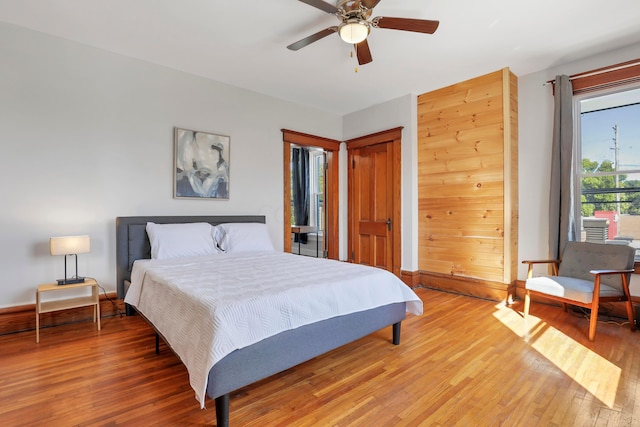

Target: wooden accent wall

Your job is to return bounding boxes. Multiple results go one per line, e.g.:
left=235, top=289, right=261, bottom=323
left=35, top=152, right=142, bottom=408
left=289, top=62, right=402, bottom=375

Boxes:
left=417, top=68, right=518, bottom=301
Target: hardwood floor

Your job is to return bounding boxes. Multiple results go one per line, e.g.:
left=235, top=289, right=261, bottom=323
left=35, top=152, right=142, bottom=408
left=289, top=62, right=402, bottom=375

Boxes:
left=1, top=287, right=640, bottom=426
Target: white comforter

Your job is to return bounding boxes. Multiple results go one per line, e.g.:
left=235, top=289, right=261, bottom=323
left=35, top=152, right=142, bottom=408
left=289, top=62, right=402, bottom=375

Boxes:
left=124, top=251, right=422, bottom=408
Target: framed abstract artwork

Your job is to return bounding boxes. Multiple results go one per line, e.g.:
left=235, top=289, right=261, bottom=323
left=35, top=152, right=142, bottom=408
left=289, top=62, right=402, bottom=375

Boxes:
left=174, top=127, right=230, bottom=200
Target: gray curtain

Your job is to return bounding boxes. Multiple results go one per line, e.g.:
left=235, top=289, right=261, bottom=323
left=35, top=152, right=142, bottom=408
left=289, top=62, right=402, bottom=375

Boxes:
left=549, top=75, right=578, bottom=259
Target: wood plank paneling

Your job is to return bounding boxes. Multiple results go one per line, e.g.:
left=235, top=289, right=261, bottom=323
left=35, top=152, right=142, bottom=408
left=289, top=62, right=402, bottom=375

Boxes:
left=418, top=68, right=518, bottom=298
left=507, top=69, right=519, bottom=285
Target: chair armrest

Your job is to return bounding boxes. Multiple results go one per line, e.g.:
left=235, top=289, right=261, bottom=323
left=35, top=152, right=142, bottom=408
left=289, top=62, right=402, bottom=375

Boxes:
left=522, top=259, right=561, bottom=265
left=522, top=259, right=561, bottom=279
left=589, top=268, right=634, bottom=276
left=590, top=269, right=634, bottom=296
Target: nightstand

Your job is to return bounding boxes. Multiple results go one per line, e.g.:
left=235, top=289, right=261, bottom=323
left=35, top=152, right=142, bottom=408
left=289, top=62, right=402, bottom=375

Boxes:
left=35, top=278, right=101, bottom=343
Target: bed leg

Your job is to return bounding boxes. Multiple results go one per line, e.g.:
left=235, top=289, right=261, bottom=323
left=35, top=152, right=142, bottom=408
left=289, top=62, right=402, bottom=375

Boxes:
left=215, top=394, right=230, bottom=427
left=125, top=303, right=135, bottom=316
left=392, top=322, right=401, bottom=345
left=155, top=333, right=160, bottom=355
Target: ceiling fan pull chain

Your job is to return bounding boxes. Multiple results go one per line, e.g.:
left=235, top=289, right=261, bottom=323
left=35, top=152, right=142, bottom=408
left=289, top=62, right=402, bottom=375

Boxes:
left=350, top=48, right=358, bottom=72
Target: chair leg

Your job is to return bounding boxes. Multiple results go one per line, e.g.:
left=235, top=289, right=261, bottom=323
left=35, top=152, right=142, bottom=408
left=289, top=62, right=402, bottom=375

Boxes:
left=625, top=300, right=636, bottom=332
left=588, top=302, right=598, bottom=342
left=524, top=291, right=531, bottom=341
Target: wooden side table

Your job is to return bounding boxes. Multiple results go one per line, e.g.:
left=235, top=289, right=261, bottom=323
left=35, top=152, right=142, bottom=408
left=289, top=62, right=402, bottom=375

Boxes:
left=35, top=278, right=101, bottom=343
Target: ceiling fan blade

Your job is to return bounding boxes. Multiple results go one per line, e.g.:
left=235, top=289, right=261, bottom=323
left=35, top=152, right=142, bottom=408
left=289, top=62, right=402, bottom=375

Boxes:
left=374, top=17, right=440, bottom=34
left=361, top=0, right=382, bottom=9
left=297, top=0, right=339, bottom=14
left=355, top=39, right=373, bottom=65
left=287, top=27, right=338, bottom=51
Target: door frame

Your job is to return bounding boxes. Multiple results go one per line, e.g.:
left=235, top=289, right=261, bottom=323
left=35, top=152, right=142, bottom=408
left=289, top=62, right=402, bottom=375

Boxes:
left=282, top=129, right=340, bottom=260
left=346, top=127, right=403, bottom=276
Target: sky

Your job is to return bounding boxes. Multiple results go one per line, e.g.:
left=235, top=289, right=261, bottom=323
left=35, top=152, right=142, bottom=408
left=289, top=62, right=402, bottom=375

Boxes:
left=580, top=88, right=640, bottom=172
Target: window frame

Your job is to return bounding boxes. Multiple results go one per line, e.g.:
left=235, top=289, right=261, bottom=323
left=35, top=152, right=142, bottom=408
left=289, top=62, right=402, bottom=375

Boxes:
left=574, top=82, right=640, bottom=236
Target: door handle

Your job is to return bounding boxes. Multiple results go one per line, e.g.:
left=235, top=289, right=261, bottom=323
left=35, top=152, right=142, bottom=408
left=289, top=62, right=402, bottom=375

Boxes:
left=386, top=218, right=392, bottom=231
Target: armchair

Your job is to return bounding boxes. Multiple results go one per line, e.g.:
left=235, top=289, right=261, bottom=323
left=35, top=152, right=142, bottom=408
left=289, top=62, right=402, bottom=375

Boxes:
left=523, top=241, right=636, bottom=341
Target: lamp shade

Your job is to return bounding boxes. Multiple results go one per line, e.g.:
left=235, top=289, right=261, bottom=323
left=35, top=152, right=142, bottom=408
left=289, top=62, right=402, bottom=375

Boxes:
left=50, top=235, right=91, bottom=256
left=339, top=20, right=369, bottom=44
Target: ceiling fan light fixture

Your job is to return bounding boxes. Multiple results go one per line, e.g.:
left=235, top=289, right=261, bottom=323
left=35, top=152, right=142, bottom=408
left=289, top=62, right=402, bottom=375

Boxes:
left=339, top=19, right=369, bottom=44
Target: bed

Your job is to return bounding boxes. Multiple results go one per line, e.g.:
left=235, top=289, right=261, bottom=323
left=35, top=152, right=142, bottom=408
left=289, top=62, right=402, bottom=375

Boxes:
left=116, top=215, right=422, bottom=426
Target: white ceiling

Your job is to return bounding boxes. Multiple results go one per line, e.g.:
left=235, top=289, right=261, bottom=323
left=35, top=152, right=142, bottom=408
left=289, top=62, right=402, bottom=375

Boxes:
left=1, top=0, right=640, bottom=115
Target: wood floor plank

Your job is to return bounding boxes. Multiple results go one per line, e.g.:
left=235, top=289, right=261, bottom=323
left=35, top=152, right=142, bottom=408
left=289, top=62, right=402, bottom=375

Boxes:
left=2, top=288, right=640, bottom=426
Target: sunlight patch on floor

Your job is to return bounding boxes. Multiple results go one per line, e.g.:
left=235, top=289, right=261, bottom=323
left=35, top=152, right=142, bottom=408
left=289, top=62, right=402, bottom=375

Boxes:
left=491, top=303, right=526, bottom=337
left=492, top=304, right=621, bottom=408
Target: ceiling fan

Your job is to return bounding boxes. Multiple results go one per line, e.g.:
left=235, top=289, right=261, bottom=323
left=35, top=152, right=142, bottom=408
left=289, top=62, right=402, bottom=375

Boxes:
left=287, top=0, right=439, bottom=65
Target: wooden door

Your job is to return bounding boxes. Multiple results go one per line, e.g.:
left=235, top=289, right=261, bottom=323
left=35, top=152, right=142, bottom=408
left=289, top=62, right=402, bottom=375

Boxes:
left=351, top=143, right=393, bottom=269
left=347, top=127, right=402, bottom=275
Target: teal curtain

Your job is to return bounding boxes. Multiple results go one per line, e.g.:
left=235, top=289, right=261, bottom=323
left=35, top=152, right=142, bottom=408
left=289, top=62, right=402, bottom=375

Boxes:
left=292, top=147, right=310, bottom=243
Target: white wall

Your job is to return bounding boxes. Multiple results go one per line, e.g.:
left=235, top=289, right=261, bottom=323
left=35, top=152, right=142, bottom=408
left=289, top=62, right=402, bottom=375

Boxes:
left=0, top=23, right=341, bottom=308
left=3, top=22, right=639, bottom=310
left=342, top=95, right=418, bottom=271
left=518, top=43, right=640, bottom=280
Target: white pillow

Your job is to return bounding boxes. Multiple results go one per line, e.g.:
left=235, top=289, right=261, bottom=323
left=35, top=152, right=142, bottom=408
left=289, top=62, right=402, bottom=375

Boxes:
left=215, top=222, right=275, bottom=253
left=146, top=222, right=217, bottom=260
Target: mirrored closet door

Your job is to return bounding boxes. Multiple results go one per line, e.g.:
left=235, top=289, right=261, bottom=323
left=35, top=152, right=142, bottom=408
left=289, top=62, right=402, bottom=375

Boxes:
left=282, top=129, right=340, bottom=260
left=291, top=146, right=326, bottom=257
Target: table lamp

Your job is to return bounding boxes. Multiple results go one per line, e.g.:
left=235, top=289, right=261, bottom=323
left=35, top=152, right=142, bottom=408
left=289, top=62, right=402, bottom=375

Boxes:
left=50, top=235, right=90, bottom=285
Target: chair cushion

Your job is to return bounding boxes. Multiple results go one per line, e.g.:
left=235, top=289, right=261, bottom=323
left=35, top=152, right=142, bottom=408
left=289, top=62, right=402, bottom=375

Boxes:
left=558, top=241, right=635, bottom=291
left=525, top=275, right=623, bottom=304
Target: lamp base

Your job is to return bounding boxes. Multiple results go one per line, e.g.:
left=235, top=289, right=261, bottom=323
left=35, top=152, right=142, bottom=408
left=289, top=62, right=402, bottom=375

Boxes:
left=57, top=277, right=86, bottom=286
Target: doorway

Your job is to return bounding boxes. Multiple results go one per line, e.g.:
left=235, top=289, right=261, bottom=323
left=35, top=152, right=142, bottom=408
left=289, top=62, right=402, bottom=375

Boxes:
left=346, top=127, right=402, bottom=276
left=282, top=129, right=340, bottom=259
left=291, top=146, right=326, bottom=257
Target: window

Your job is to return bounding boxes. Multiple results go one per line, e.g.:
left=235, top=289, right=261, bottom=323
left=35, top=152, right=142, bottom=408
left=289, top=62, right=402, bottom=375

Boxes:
left=309, top=149, right=325, bottom=232
left=577, top=85, right=640, bottom=244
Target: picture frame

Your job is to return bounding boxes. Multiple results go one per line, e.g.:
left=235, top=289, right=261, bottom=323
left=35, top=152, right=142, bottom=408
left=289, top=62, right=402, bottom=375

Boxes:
left=174, top=127, right=230, bottom=200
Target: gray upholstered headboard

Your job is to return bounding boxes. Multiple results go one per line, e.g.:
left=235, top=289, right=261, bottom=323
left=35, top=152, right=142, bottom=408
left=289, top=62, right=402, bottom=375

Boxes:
left=115, top=215, right=266, bottom=299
